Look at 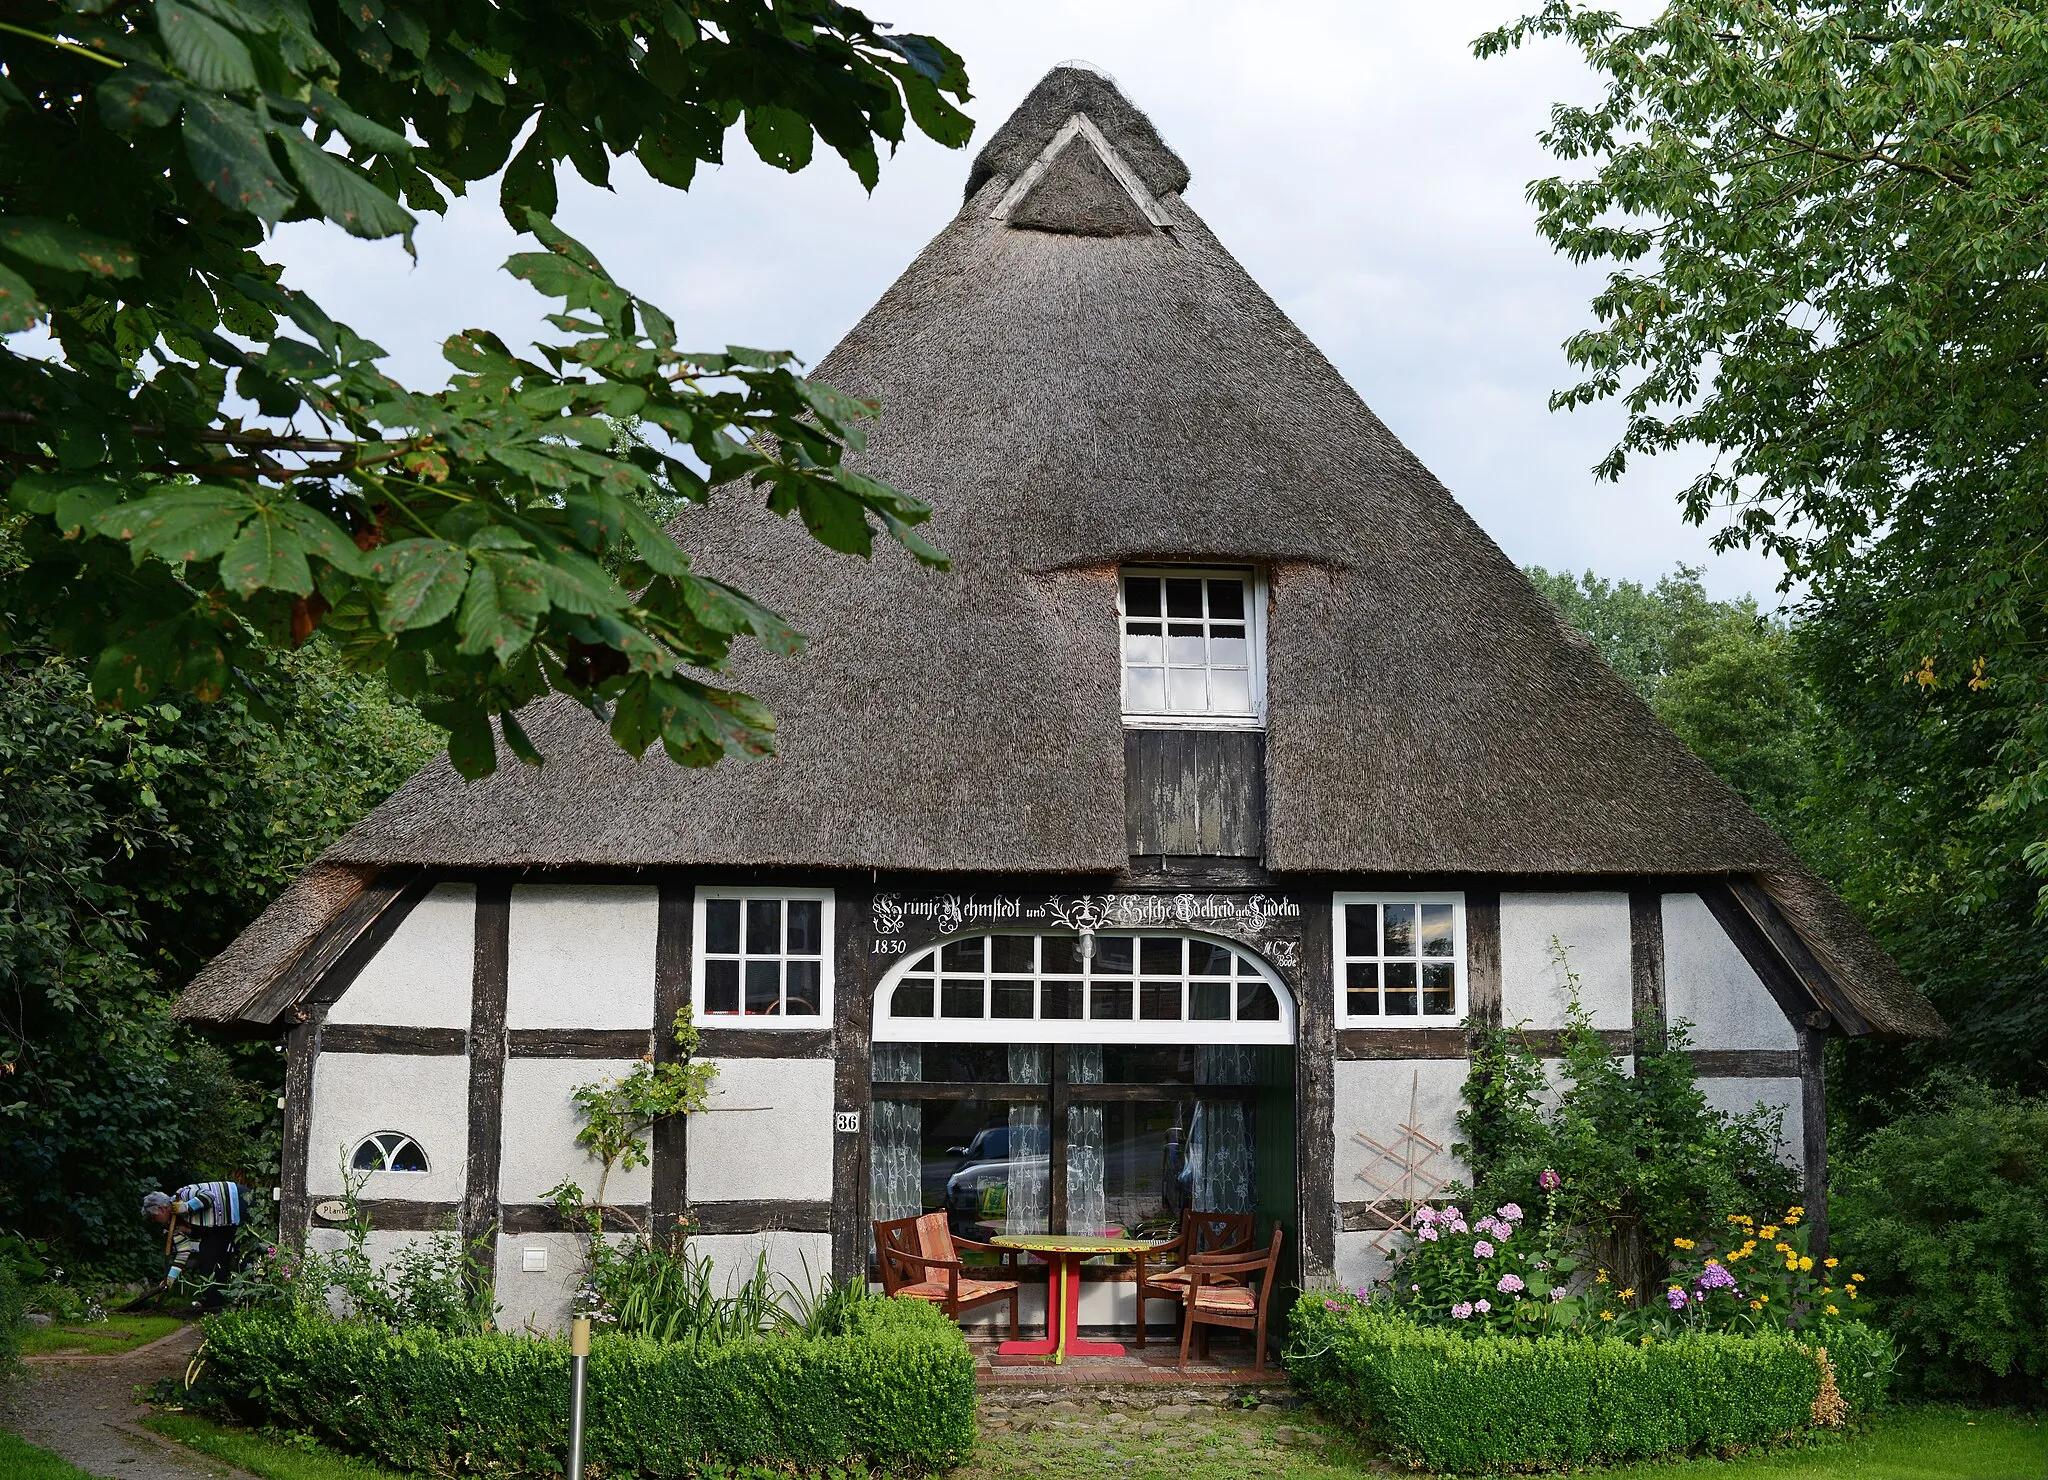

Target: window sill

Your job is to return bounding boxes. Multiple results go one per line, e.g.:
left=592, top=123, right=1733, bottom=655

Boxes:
left=1121, top=714, right=1266, bottom=732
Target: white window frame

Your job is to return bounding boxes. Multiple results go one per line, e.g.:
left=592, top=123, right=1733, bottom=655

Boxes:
left=1334, top=891, right=1467, bottom=1028
left=1118, top=565, right=1267, bottom=730
left=872, top=930, right=1295, bottom=1046
left=692, top=887, right=836, bottom=1027
left=350, top=1130, right=430, bottom=1175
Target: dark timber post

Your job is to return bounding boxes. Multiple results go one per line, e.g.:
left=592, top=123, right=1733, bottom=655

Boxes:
left=1465, top=889, right=1503, bottom=1031
left=463, top=880, right=511, bottom=1300
left=277, top=1004, right=327, bottom=1247
left=831, top=882, right=872, bottom=1284
left=1629, top=888, right=1667, bottom=1053
left=1295, top=888, right=1336, bottom=1279
left=653, top=880, right=692, bottom=1245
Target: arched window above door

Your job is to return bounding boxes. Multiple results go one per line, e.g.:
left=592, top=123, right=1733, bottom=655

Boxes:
left=873, top=932, right=1294, bottom=1045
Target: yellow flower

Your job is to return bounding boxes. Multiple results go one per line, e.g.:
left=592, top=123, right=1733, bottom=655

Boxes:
left=1759, top=1294, right=1769, bottom=1303
left=1787, top=1206, right=1805, bottom=1217
left=1825, top=1304, right=1840, bottom=1315
left=1749, top=1299, right=1763, bottom=1310
left=1760, top=1226, right=1779, bottom=1239
left=1821, top=1286, right=1833, bottom=1295
left=1600, top=1310, right=1615, bottom=1321
left=1784, top=1215, right=1801, bottom=1227
left=1846, top=1287, right=1858, bottom=1299
left=1798, top=1256, right=1814, bottom=1272
left=1673, top=1237, right=1696, bottom=1250
left=1619, top=1288, right=1635, bottom=1300
left=1852, top=1273, right=1865, bottom=1283
left=1705, top=1258, right=1721, bottom=1267
left=1824, top=1257, right=1839, bottom=1269
left=1596, top=1270, right=1610, bottom=1284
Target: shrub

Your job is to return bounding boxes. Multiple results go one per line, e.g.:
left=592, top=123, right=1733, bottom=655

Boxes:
left=1286, top=1299, right=1892, bottom=1474
left=1831, top=1079, right=2048, bottom=1405
left=195, top=1298, right=975, bottom=1476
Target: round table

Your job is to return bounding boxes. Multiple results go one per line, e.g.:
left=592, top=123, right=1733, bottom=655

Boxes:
left=989, top=1233, right=1167, bottom=1363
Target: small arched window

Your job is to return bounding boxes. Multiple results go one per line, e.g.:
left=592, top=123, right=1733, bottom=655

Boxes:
left=350, top=1131, right=429, bottom=1174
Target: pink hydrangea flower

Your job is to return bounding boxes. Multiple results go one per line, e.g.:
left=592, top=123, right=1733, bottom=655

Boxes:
left=1473, top=1240, right=1495, bottom=1259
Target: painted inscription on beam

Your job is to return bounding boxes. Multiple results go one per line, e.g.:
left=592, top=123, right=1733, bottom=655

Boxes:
left=871, top=891, right=1304, bottom=968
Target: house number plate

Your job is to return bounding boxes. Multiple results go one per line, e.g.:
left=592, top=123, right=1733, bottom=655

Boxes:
left=835, top=1110, right=861, bottom=1134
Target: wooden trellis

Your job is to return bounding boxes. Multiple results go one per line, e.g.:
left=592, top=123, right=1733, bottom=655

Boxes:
left=1351, top=1070, right=1452, bottom=1252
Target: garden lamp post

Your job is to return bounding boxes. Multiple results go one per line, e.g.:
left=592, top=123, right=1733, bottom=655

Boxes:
left=567, top=1314, right=590, bottom=1479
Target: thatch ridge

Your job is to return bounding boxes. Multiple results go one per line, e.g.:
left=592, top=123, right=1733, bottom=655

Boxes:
left=195, top=67, right=1935, bottom=1040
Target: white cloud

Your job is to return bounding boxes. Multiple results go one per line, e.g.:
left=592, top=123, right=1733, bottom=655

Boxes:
left=266, top=1, right=1784, bottom=605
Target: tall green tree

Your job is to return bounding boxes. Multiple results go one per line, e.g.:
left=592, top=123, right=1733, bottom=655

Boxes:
left=0, top=1, right=970, bottom=778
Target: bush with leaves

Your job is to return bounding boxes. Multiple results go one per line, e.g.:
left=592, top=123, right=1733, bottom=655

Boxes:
left=1, top=1, right=970, bottom=775
left=1831, top=1077, right=2048, bottom=1405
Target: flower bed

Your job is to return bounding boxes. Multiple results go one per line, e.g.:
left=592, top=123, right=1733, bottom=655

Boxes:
left=194, top=1298, right=976, bottom=1477
left=1285, top=1300, right=1894, bottom=1474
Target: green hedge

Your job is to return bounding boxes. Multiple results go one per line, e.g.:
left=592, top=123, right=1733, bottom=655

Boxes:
left=197, top=1299, right=975, bottom=1476
left=1285, top=1298, right=1894, bottom=1474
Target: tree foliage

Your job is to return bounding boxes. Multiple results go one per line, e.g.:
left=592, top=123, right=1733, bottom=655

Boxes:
left=1485, top=2, right=2048, bottom=1016
left=0, top=1, right=970, bottom=777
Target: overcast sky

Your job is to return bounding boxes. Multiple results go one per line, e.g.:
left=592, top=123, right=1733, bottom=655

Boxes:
left=268, top=2, right=1783, bottom=604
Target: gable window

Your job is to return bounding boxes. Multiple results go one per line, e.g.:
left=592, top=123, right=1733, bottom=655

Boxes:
left=351, top=1131, right=428, bottom=1174
left=1120, top=566, right=1265, bottom=727
left=694, top=888, right=834, bottom=1022
left=1334, top=893, right=1465, bottom=1026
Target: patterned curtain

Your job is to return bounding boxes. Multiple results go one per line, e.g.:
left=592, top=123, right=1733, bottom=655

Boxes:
left=1188, top=1045, right=1256, bottom=1213
left=869, top=1045, right=923, bottom=1223
left=1066, top=1046, right=1106, bottom=1234
left=1005, top=1045, right=1049, bottom=1235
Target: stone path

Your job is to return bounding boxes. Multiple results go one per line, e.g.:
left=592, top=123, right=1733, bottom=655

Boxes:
left=4, top=1324, right=255, bottom=1480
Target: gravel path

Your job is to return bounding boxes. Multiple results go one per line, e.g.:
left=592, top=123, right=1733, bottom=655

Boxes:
left=4, top=1323, right=255, bottom=1479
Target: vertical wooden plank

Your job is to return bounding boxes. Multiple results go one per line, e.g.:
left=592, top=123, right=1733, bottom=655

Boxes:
left=1800, top=1023, right=1830, bottom=1259
left=278, top=1005, right=326, bottom=1247
left=462, top=880, right=511, bottom=1298
left=831, top=882, right=871, bottom=1283
left=652, top=880, right=691, bottom=1245
left=1465, top=888, right=1502, bottom=1030
left=1161, top=730, right=1197, bottom=854
left=1124, top=731, right=1160, bottom=856
left=1049, top=1045, right=1071, bottom=1233
left=1294, top=888, right=1336, bottom=1277
left=1629, top=889, right=1668, bottom=1051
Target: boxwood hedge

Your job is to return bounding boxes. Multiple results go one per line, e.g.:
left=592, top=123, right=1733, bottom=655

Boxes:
left=1285, top=1297, right=1894, bottom=1474
left=197, top=1298, right=975, bottom=1476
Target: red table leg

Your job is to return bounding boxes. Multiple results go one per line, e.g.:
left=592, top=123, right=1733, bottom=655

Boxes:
left=997, top=1254, right=1059, bottom=1357
left=1059, top=1254, right=1125, bottom=1359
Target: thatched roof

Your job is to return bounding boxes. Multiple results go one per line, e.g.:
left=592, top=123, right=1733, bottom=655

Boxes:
left=177, top=67, right=1939, bottom=1039
left=179, top=862, right=373, bottom=1021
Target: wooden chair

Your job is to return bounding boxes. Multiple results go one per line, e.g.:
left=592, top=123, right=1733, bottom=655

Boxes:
left=873, top=1211, right=1023, bottom=1338
left=1177, top=1226, right=1285, bottom=1372
left=1132, top=1210, right=1255, bottom=1347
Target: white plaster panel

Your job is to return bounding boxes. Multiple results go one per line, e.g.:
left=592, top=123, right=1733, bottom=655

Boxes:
left=687, top=1231, right=833, bottom=1302
left=506, top=884, right=658, bottom=1030
left=327, top=884, right=475, bottom=1028
left=494, top=1232, right=592, bottom=1336
left=1333, top=1058, right=1469, bottom=1205
left=305, top=1052, right=469, bottom=1202
left=304, top=1228, right=462, bottom=1319
left=1662, top=893, right=1798, bottom=1050
left=1699, top=1077, right=1803, bottom=1169
left=1500, top=893, right=1633, bottom=1029
left=687, top=1058, right=835, bottom=1203
left=498, top=1058, right=653, bottom=1206
left=1334, top=1231, right=1396, bottom=1295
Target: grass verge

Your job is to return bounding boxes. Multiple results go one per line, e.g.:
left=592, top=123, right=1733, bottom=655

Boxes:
left=145, top=1414, right=410, bottom=1479
left=22, top=1312, right=185, bottom=1358
left=0, top=1429, right=100, bottom=1479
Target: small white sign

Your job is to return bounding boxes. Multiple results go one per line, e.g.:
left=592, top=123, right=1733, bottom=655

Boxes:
left=312, top=1199, right=349, bottom=1223
left=523, top=1246, right=548, bottom=1273
left=834, top=1110, right=861, bottom=1134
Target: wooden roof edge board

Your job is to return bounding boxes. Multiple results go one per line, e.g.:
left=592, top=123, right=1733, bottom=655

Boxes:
left=1724, top=877, right=1873, bottom=1038
left=201, top=865, right=425, bottom=1029
left=1695, top=880, right=1831, bottom=1033
left=175, top=860, right=379, bottom=1025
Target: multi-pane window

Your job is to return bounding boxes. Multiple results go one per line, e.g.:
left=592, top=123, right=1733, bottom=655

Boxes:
left=694, top=889, right=833, bottom=1021
left=1335, top=893, right=1465, bottom=1023
left=875, top=932, right=1292, bottom=1045
left=1120, top=567, right=1264, bottom=725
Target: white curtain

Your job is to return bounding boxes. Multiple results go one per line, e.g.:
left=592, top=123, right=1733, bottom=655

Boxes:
left=870, top=1045, right=923, bottom=1224
left=1066, top=1046, right=1106, bottom=1234
left=1188, top=1045, right=1255, bottom=1213
left=1005, top=1046, right=1050, bottom=1234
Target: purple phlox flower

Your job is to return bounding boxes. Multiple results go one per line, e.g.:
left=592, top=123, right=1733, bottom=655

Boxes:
left=1550, top=1287, right=1567, bottom=1302
left=1451, top=1302, right=1474, bottom=1320
left=1442, top=1206, right=1463, bottom=1224
left=1473, top=1241, right=1495, bottom=1259
left=1475, top=1299, right=1492, bottom=1313
left=1695, top=1264, right=1737, bottom=1292
left=1474, top=1216, right=1506, bottom=1240
left=1538, top=1169, right=1561, bottom=1191
left=1410, top=1284, right=1420, bottom=1293
left=1358, top=1287, right=1371, bottom=1300
left=1417, top=1224, right=1440, bottom=1242
left=1414, top=1205, right=1438, bottom=1226
left=1667, top=1287, right=1689, bottom=1310
left=1497, top=1273, right=1525, bottom=1294
left=1447, top=1218, right=1469, bottom=1235
left=1498, top=1203, right=1524, bottom=1222
left=1324, top=1299, right=1341, bottom=1310
left=1533, top=1261, right=1549, bottom=1271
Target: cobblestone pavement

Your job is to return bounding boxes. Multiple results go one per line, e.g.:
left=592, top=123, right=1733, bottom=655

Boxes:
left=4, top=1324, right=254, bottom=1480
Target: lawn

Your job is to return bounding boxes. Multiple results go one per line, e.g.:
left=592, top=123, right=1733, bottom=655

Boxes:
left=135, top=1403, right=2043, bottom=1480
left=21, top=1311, right=185, bottom=1358
left=0, top=1430, right=100, bottom=1480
